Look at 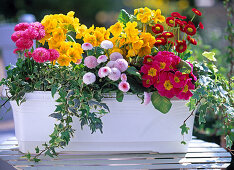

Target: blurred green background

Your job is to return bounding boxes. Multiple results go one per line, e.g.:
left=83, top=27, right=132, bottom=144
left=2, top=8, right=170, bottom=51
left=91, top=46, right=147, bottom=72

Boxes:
left=0, top=0, right=233, bottom=148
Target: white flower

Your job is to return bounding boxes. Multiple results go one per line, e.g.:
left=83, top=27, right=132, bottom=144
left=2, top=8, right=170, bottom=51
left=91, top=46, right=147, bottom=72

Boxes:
left=114, top=59, right=128, bottom=72
left=118, top=81, right=130, bottom=92
left=97, top=55, right=108, bottom=63
left=106, top=61, right=115, bottom=68
left=98, top=67, right=111, bottom=78
left=100, top=40, right=113, bottom=49
left=143, top=92, right=151, bottom=105
left=121, top=73, right=127, bottom=82
left=109, top=52, right=123, bottom=61
left=108, top=68, right=121, bottom=81
left=83, top=72, right=96, bottom=85
left=81, top=43, right=93, bottom=50
left=84, top=56, right=98, bottom=69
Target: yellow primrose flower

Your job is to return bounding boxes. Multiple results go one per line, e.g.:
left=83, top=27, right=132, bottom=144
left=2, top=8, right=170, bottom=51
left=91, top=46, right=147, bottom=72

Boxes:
left=124, top=22, right=139, bottom=43
left=94, top=31, right=105, bottom=46
left=132, top=40, right=144, bottom=50
left=127, top=48, right=137, bottom=58
left=83, top=34, right=97, bottom=46
left=153, top=9, right=165, bottom=23
left=138, top=44, right=151, bottom=57
left=68, top=48, right=82, bottom=63
left=72, top=43, right=83, bottom=55
left=75, top=24, right=87, bottom=39
left=59, top=42, right=71, bottom=55
left=109, top=22, right=124, bottom=36
left=52, top=27, right=66, bottom=42
left=140, top=32, right=156, bottom=48
left=57, top=54, right=71, bottom=66
left=111, top=48, right=124, bottom=55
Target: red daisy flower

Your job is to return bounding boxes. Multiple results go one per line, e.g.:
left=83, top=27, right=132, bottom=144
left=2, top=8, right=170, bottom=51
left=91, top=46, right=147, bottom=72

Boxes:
left=152, top=24, right=164, bottom=34
left=184, top=24, right=196, bottom=36
left=154, top=38, right=167, bottom=46
left=175, top=40, right=187, bottom=53
left=168, top=41, right=174, bottom=47
left=166, top=17, right=175, bottom=27
left=179, top=21, right=187, bottom=32
left=162, top=32, right=174, bottom=38
left=171, top=12, right=187, bottom=19
left=188, top=21, right=195, bottom=26
left=187, top=36, right=197, bottom=45
left=199, top=22, right=204, bottom=29
left=171, top=12, right=181, bottom=18
left=192, top=8, right=202, bottom=16
left=143, top=55, right=154, bottom=65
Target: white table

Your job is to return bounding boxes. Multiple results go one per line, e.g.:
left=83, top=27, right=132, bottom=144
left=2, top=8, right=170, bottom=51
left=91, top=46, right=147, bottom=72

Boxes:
left=0, top=137, right=231, bottom=169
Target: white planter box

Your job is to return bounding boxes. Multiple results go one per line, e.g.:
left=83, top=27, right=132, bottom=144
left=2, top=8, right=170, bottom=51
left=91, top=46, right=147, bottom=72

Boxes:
left=10, top=91, right=195, bottom=153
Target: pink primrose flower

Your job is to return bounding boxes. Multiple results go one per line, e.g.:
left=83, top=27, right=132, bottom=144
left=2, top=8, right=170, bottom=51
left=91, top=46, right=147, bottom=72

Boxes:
left=176, top=79, right=195, bottom=100
left=169, top=71, right=188, bottom=88
left=155, top=71, right=181, bottom=98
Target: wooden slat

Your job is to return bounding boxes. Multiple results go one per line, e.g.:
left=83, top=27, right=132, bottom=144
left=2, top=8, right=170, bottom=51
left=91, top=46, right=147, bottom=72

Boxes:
left=17, top=163, right=231, bottom=170
left=0, top=137, right=231, bottom=169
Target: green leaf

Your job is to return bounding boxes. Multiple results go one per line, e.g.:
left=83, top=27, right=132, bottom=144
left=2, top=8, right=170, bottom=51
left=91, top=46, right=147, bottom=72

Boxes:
left=116, top=91, right=124, bottom=102
left=226, top=135, right=233, bottom=148
left=151, top=91, right=172, bottom=114
left=35, top=146, right=40, bottom=153
left=180, top=123, right=190, bottom=135
left=181, top=141, right=187, bottom=145
left=202, top=51, right=216, bottom=61
left=45, top=150, right=54, bottom=158
left=183, top=52, right=191, bottom=60
left=177, top=60, right=192, bottom=74
left=49, top=113, right=63, bottom=120
left=66, top=34, right=76, bottom=43
left=127, top=67, right=140, bottom=77
left=118, top=9, right=130, bottom=25
left=33, top=157, right=41, bottom=162
left=51, top=84, right=58, bottom=98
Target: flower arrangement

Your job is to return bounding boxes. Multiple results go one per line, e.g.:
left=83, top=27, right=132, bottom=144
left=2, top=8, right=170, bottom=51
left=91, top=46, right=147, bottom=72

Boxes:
left=0, top=7, right=233, bottom=161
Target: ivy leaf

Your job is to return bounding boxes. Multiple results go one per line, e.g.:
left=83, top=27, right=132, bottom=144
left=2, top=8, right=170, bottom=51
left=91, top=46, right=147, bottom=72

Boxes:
left=151, top=91, right=172, bottom=114
left=180, top=123, right=190, bottom=135
left=116, top=91, right=124, bottom=102
left=226, top=135, right=233, bottom=148
left=181, top=141, right=187, bottom=145
left=33, top=157, right=40, bottom=162
left=45, top=150, right=54, bottom=158
left=73, top=98, right=80, bottom=108
left=51, top=84, right=58, bottom=98
left=198, top=104, right=207, bottom=124
left=202, top=51, right=216, bottom=61
left=35, top=146, right=40, bottom=153
left=118, top=9, right=130, bottom=25
left=177, top=60, right=192, bottom=74
left=49, top=113, right=63, bottom=120
left=100, top=103, right=110, bottom=112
